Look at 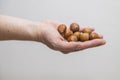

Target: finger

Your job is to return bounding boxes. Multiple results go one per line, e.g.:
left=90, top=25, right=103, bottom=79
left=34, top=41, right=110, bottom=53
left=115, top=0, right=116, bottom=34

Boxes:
left=77, top=39, right=106, bottom=50
left=56, top=39, right=106, bottom=53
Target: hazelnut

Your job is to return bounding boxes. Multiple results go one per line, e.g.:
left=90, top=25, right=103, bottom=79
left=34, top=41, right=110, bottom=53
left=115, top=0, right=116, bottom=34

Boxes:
left=82, top=28, right=93, bottom=33
left=57, top=23, right=102, bottom=42
left=58, top=24, right=67, bottom=34
left=64, top=29, right=73, bottom=38
left=70, top=23, right=79, bottom=32
left=73, top=31, right=81, bottom=40
left=90, top=32, right=100, bottom=40
left=67, top=35, right=78, bottom=42
left=80, top=33, right=89, bottom=41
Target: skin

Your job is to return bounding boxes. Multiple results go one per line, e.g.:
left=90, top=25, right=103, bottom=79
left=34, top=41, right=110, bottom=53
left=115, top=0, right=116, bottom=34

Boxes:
left=0, top=15, right=106, bottom=54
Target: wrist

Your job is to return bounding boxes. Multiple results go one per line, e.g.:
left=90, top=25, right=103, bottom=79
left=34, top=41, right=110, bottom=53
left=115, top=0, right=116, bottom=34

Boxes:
left=29, top=22, right=44, bottom=42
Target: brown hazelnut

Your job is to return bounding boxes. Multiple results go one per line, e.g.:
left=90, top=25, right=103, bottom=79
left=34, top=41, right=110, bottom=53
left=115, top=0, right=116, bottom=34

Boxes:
left=80, top=33, right=89, bottom=41
left=73, top=31, right=81, bottom=40
left=64, top=29, right=73, bottom=38
left=70, top=23, right=79, bottom=32
left=82, top=28, right=93, bottom=33
left=58, top=24, right=67, bottom=34
left=90, top=32, right=100, bottom=40
left=67, top=35, right=78, bottom=42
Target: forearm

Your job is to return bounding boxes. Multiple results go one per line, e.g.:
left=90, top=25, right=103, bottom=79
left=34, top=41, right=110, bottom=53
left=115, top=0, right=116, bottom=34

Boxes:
left=0, top=15, right=40, bottom=41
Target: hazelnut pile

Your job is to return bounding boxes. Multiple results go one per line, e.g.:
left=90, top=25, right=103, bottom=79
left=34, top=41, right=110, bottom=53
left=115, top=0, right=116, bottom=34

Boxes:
left=58, top=23, right=101, bottom=42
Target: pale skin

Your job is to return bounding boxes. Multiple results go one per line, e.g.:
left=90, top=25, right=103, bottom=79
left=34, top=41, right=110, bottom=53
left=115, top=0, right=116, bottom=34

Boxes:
left=0, top=15, right=106, bottom=53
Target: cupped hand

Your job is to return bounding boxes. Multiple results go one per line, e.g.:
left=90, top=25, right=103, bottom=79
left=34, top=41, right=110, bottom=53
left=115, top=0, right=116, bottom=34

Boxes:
left=36, top=20, right=106, bottom=54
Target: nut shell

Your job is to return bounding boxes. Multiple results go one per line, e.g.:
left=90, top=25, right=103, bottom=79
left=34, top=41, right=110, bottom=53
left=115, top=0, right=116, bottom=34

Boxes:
left=73, top=31, right=81, bottom=40
left=70, top=23, right=79, bottom=32
left=57, top=23, right=102, bottom=42
left=64, top=29, right=73, bottom=38
left=67, top=35, right=78, bottom=42
left=58, top=24, right=67, bottom=34
left=80, top=33, right=89, bottom=41
left=82, top=28, right=93, bottom=33
left=90, top=32, right=100, bottom=40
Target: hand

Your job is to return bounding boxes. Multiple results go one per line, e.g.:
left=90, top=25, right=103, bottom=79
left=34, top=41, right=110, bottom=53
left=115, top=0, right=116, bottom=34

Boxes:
left=0, top=15, right=106, bottom=53
left=36, top=20, right=106, bottom=54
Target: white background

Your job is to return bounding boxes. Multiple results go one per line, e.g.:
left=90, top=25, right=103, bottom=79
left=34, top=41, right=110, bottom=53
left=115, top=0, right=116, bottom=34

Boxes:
left=0, top=0, right=120, bottom=80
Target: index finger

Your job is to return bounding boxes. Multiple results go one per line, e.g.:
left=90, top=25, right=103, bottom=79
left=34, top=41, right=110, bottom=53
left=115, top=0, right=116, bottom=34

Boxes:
left=76, top=39, right=106, bottom=50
